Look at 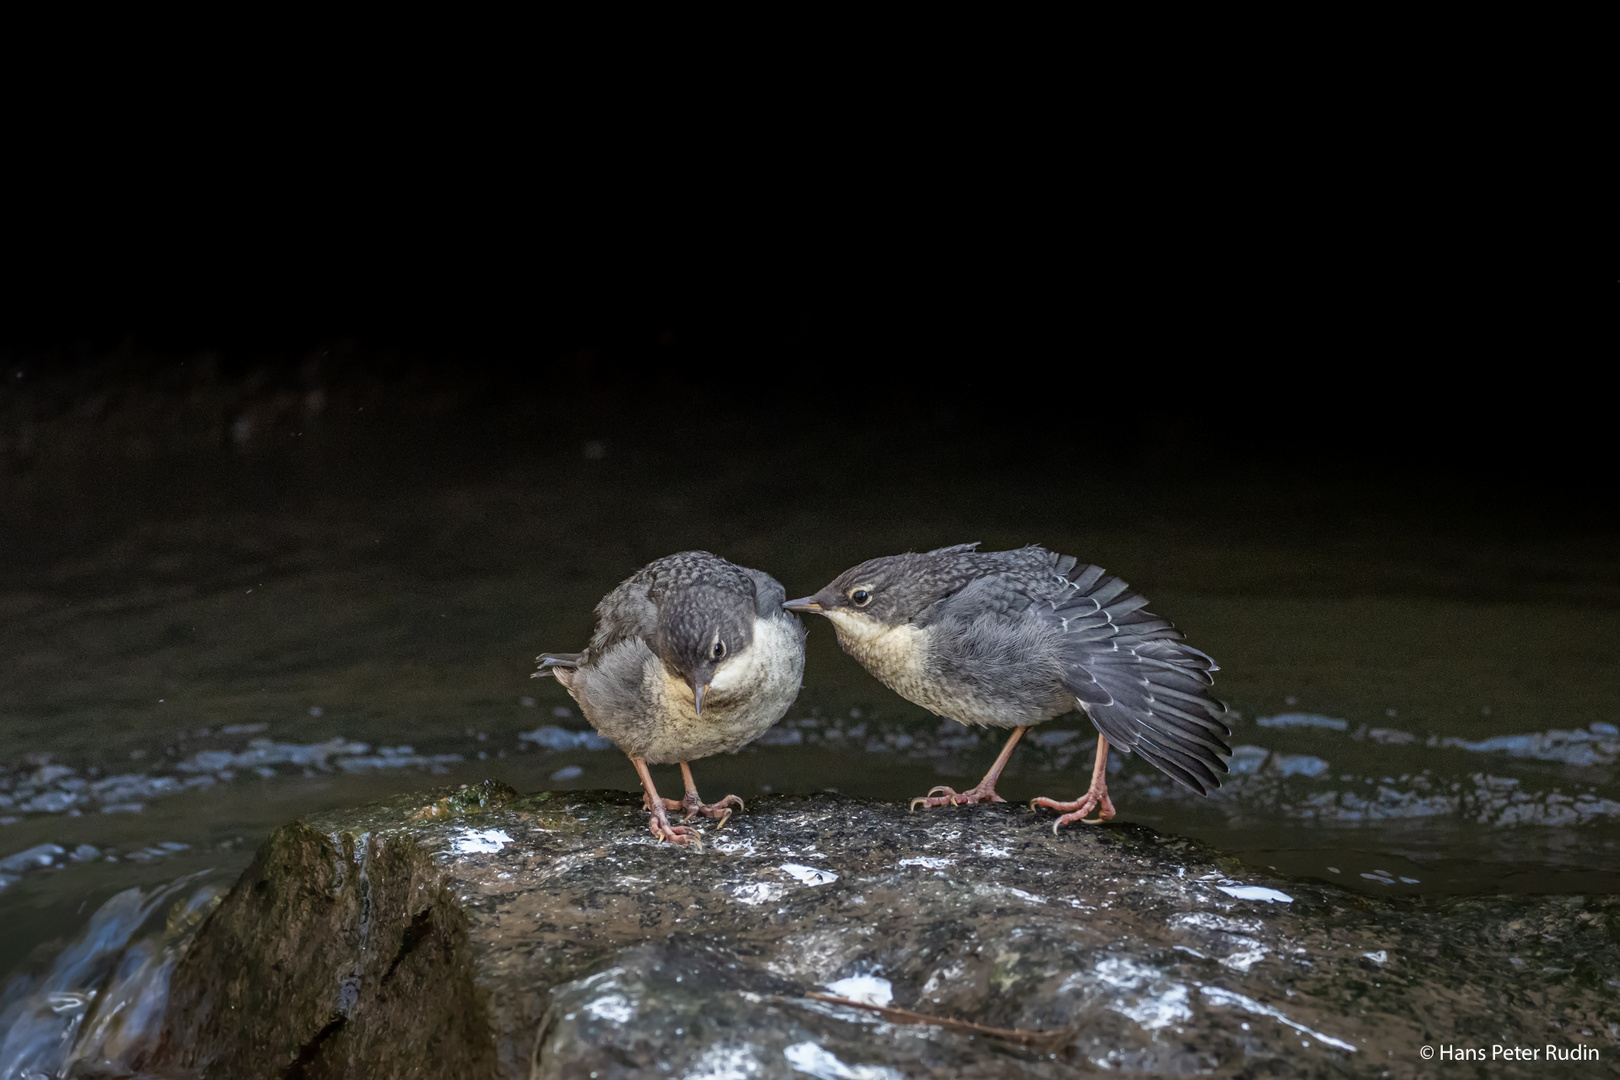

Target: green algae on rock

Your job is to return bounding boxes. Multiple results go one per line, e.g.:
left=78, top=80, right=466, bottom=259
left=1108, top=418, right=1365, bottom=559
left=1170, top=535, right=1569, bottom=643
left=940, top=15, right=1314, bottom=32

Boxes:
left=152, top=787, right=1620, bottom=1078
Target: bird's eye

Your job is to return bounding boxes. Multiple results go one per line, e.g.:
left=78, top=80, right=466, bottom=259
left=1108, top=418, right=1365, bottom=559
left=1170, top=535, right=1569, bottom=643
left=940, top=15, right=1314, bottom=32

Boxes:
left=851, top=589, right=872, bottom=607
left=712, top=640, right=726, bottom=660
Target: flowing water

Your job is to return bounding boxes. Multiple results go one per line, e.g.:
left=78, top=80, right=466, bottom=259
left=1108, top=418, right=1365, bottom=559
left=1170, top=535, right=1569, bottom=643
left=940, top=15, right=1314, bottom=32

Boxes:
left=3, top=399, right=1618, bottom=1068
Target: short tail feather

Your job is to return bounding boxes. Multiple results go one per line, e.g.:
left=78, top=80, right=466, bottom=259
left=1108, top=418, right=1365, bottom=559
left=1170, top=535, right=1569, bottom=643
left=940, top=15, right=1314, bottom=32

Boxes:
left=532, top=652, right=583, bottom=679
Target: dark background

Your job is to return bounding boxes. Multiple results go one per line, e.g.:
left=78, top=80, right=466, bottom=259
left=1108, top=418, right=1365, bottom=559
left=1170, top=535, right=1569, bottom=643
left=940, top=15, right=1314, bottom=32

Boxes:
left=2, top=187, right=1607, bottom=502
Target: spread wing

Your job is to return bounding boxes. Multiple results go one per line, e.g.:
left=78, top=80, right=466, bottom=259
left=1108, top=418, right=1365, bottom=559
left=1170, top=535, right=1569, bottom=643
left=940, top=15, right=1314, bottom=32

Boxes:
left=1048, top=558, right=1231, bottom=795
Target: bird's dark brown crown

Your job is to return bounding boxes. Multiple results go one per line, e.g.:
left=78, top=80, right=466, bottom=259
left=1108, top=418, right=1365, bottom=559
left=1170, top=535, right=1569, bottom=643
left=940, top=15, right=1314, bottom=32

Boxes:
left=656, top=585, right=756, bottom=685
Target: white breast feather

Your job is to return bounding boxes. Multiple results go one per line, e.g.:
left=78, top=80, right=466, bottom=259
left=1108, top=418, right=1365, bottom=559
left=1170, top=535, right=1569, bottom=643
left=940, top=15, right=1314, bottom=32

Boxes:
left=633, top=615, right=804, bottom=763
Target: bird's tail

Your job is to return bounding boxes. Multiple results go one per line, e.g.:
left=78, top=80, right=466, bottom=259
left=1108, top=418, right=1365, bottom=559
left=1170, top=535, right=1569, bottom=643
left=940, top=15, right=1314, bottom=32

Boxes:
left=532, top=652, right=584, bottom=679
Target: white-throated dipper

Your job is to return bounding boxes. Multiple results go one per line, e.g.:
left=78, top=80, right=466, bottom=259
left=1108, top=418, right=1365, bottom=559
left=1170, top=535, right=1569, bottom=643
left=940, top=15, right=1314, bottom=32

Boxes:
left=534, top=551, right=807, bottom=848
left=785, top=543, right=1229, bottom=830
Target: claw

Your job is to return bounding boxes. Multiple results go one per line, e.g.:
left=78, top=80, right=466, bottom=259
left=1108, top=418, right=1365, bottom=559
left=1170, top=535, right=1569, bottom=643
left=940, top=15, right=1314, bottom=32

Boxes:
left=684, top=805, right=734, bottom=829
left=679, top=792, right=745, bottom=827
left=652, top=821, right=703, bottom=850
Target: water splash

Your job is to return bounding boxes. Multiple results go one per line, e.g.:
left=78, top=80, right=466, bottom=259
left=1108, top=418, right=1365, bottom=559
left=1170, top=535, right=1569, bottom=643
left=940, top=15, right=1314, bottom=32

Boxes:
left=0, top=737, right=464, bottom=821
left=0, top=873, right=219, bottom=1080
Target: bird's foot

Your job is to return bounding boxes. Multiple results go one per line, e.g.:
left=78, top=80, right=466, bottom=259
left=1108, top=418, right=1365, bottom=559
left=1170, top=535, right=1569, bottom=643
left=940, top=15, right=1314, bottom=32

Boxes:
left=909, top=782, right=1005, bottom=811
left=680, top=792, right=743, bottom=828
left=644, top=793, right=686, bottom=813
left=646, top=804, right=703, bottom=850
left=1030, top=785, right=1116, bottom=832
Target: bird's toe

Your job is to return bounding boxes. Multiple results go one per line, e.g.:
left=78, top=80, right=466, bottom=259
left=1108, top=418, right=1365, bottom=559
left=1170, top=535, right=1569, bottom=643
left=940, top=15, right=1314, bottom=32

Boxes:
left=652, top=822, right=704, bottom=850
left=1032, top=788, right=1115, bottom=831
left=910, top=784, right=1004, bottom=811
left=681, top=794, right=744, bottom=827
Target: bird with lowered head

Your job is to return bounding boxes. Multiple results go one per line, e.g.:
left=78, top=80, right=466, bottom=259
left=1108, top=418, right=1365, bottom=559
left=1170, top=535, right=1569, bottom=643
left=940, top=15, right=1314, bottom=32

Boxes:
left=535, top=550, right=807, bottom=848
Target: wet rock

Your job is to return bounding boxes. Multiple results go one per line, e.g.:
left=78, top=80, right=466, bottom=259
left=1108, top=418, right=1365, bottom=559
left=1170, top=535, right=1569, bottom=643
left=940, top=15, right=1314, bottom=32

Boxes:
left=153, top=785, right=1620, bottom=1078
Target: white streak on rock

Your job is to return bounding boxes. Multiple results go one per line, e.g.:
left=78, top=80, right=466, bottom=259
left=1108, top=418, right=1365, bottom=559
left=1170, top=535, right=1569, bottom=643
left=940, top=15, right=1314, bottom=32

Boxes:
left=1200, top=986, right=1356, bottom=1051
left=1118, top=983, right=1193, bottom=1030
left=583, top=993, right=634, bottom=1024
left=783, top=1041, right=901, bottom=1079
left=1217, top=885, right=1293, bottom=903
left=450, top=828, right=512, bottom=854
left=824, top=975, right=892, bottom=1007
left=780, top=863, right=838, bottom=886
left=686, top=1042, right=766, bottom=1080
left=733, top=882, right=786, bottom=906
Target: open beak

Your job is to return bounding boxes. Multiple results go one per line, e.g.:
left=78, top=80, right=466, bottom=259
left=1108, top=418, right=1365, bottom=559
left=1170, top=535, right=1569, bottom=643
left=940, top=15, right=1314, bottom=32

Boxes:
left=694, top=682, right=708, bottom=715
left=782, top=596, right=823, bottom=614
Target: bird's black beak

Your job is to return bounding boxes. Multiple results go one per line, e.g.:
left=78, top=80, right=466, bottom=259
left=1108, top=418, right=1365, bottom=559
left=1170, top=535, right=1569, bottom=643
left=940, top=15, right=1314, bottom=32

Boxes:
left=693, top=682, right=708, bottom=715
left=783, top=596, right=823, bottom=614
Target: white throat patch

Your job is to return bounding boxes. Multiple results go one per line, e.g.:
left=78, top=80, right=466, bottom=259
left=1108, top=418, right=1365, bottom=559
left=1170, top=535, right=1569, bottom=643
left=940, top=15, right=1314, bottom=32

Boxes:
left=822, top=609, right=891, bottom=645
left=708, top=638, right=757, bottom=693
left=823, top=610, right=929, bottom=696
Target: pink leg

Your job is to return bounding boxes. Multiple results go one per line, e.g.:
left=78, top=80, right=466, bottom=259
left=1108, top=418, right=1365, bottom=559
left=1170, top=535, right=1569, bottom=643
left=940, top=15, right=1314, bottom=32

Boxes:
left=674, top=761, right=744, bottom=827
left=911, top=726, right=1027, bottom=810
left=1030, top=735, right=1117, bottom=832
left=630, top=757, right=703, bottom=849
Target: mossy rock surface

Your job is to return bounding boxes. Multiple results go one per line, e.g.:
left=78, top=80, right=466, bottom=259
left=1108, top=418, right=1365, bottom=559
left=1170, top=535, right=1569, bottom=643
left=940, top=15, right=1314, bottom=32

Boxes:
left=153, top=787, right=1620, bottom=1078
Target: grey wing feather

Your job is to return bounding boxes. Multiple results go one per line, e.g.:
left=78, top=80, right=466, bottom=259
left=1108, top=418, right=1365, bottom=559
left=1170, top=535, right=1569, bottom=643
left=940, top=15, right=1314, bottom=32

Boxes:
left=583, top=569, right=661, bottom=660
left=925, top=541, right=982, bottom=556
left=741, top=567, right=787, bottom=619
left=913, top=569, right=1029, bottom=629
left=1052, top=562, right=1231, bottom=796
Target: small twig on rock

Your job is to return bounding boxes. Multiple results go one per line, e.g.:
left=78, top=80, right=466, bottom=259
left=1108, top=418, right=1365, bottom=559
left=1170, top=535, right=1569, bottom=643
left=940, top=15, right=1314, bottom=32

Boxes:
left=804, top=992, right=1068, bottom=1047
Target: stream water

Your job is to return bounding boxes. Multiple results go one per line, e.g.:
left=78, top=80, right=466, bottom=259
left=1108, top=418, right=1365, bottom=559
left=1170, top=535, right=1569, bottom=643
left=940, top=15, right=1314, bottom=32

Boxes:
left=3, top=402, right=1618, bottom=1069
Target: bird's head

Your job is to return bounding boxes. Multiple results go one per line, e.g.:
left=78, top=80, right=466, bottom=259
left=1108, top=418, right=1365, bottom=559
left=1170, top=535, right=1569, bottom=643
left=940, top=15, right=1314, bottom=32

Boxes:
left=656, top=586, right=756, bottom=714
left=782, top=554, right=937, bottom=640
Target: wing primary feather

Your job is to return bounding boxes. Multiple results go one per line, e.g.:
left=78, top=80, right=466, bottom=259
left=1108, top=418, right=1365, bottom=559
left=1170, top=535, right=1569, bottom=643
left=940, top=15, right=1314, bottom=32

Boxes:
left=1089, top=578, right=1131, bottom=605
left=1145, top=682, right=1228, bottom=714
left=1067, top=565, right=1106, bottom=590
left=1149, top=697, right=1233, bottom=737
left=1132, top=742, right=1214, bottom=796
left=1103, top=595, right=1152, bottom=619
